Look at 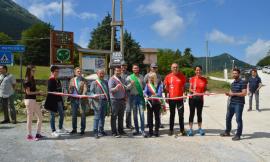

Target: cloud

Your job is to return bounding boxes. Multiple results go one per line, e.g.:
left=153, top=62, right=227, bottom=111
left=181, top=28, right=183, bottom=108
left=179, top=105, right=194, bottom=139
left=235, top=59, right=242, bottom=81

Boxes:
left=138, top=0, right=185, bottom=39
left=27, top=0, right=97, bottom=20
left=78, top=27, right=90, bottom=48
left=207, top=29, right=248, bottom=45
left=245, top=39, right=270, bottom=65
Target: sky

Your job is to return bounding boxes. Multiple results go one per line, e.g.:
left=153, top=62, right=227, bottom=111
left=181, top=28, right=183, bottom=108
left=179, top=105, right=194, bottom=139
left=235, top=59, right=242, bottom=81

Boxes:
left=12, top=0, right=270, bottom=65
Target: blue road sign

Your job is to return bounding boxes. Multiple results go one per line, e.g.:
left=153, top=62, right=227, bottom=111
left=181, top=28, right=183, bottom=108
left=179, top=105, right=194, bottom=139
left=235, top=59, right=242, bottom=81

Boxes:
left=0, top=45, right=25, bottom=53
left=0, top=52, right=13, bottom=65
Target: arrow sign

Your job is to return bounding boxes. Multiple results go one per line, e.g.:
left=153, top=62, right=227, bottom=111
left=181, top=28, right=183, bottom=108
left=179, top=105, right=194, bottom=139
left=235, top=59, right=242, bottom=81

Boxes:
left=0, top=45, right=25, bottom=53
left=0, top=52, right=13, bottom=64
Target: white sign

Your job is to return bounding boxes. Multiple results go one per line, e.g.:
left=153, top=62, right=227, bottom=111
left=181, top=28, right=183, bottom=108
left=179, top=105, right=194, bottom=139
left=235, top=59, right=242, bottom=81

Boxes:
left=82, top=55, right=105, bottom=74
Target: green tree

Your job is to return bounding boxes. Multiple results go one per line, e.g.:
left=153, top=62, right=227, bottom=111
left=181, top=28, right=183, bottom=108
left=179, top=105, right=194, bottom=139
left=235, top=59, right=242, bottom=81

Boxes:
left=123, top=30, right=145, bottom=71
left=183, top=48, right=195, bottom=67
left=0, top=32, right=14, bottom=44
left=88, top=13, right=119, bottom=50
left=157, top=49, right=178, bottom=75
left=257, top=55, right=270, bottom=66
left=21, top=23, right=52, bottom=66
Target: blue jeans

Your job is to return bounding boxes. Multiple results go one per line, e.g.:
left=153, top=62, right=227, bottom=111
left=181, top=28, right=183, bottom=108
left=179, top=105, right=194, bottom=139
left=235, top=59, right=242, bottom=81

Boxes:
left=71, top=99, right=86, bottom=132
left=50, top=102, right=65, bottom=132
left=249, top=91, right=259, bottom=110
left=130, top=95, right=145, bottom=133
left=93, top=100, right=107, bottom=134
left=226, top=103, right=244, bottom=136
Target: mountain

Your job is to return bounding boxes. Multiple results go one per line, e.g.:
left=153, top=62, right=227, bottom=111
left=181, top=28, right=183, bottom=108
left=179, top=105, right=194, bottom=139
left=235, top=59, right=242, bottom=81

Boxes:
left=194, top=53, right=253, bottom=71
left=0, top=0, right=43, bottom=39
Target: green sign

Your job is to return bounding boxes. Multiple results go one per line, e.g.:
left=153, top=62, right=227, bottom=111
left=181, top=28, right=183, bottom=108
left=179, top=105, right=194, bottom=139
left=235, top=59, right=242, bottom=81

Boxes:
left=56, top=48, right=70, bottom=62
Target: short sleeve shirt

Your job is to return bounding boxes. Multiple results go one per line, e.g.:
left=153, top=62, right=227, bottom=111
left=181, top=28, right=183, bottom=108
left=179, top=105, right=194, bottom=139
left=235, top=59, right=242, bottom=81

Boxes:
left=0, top=73, right=16, bottom=98
left=24, top=79, right=37, bottom=99
left=164, top=72, right=186, bottom=100
left=189, top=76, right=208, bottom=96
left=230, top=79, right=247, bottom=104
left=248, top=76, right=262, bottom=93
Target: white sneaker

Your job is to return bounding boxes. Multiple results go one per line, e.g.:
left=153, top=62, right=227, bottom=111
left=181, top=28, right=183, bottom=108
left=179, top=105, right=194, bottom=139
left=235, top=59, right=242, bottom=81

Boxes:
left=57, top=128, right=68, bottom=134
left=51, top=131, right=60, bottom=137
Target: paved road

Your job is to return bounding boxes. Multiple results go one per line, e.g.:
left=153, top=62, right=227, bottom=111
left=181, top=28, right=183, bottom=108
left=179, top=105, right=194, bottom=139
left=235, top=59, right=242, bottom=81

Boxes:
left=0, top=71, right=269, bottom=162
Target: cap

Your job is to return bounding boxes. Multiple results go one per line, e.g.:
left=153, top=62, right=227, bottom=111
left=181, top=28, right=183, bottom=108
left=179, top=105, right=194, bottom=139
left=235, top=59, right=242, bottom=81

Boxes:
left=150, top=63, right=158, bottom=68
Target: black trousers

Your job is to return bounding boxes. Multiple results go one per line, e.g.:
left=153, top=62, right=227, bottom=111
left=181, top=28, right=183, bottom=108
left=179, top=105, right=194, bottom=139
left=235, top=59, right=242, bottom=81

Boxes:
left=147, top=101, right=160, bottom=134
left=188, top=96, right=204, bottom=123
left=111, top=99, right=126, bottom=134
left=169, top=100, right=184, bottom=132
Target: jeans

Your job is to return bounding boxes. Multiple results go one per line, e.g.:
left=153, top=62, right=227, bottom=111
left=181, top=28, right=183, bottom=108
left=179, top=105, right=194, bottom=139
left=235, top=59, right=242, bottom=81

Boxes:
left=130, top=95, right=145, bottom=133
left=71, top=99, right=86, bottom=132
left=93, top=100, right=107, bottom=134
left=125, top=95, right=133, bottom=127
left=226, top=103, right=244, bottom=136
left=249, top=91, right=259, bottom=110
left=111, top=99, right=126, bottom=134
left=169, top=100, right=185, bottom=132
left=0, top=95, right=16, bottom=122
left=147, top=101, right=160, bottom=134
left=50, top=102, right=65, bottom=132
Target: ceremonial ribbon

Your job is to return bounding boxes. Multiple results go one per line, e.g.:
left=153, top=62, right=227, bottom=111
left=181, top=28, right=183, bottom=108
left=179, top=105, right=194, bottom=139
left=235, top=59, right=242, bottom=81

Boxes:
left=48, top=92, right=105, bottom=99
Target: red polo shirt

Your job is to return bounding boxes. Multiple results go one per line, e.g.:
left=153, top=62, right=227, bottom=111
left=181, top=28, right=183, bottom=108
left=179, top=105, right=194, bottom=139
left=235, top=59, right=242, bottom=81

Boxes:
left=164, top=72, right=186, bottom=100
left=189, top=76, right=207, bottom=98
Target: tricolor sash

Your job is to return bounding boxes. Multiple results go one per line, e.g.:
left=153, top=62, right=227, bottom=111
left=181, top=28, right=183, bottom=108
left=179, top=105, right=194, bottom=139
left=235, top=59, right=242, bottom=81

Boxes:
left=73, top=77, right=80, bottom=94
left=95, top=79, right=110, bottom=115
left=147, top=83, right=166, bottom=112
left=95, top=79, right=109, bottom=100
left=113, top=75, right=126, bottom=93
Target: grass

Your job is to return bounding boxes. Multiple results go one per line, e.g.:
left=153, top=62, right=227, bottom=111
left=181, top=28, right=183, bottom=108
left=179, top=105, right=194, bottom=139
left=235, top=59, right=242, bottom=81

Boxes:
left=207, top=78, right=230, bottom=93
left=208, top=71, right=232, bottom=79
left=7, top=65, right=50, bottom=80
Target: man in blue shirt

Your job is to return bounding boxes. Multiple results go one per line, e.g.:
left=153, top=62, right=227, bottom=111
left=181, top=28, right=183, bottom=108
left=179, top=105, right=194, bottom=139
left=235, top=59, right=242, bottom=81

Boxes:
left=247, top=69, right=262, bottom=112
left=220, top=68, right=247, bottom=141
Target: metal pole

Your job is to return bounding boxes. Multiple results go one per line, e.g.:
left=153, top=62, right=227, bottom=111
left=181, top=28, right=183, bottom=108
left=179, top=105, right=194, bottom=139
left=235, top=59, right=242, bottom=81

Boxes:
left=206, top=40, right=208, bottom=75
left=20, top=54, right=23, bottom=100
left=61, top=0, right=64, bottom=31
left=120, top=0, right=124, bottom=55
left=110, top=0, right=116, bottom=76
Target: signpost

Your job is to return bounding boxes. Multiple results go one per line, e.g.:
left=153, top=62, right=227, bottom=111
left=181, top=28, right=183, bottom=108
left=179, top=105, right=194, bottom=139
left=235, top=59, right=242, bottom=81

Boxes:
left=0, top=45, right=25, bottom=99
left=110, top=51, right=123, bottom=67
left=0, top=52, right=13, bottom=64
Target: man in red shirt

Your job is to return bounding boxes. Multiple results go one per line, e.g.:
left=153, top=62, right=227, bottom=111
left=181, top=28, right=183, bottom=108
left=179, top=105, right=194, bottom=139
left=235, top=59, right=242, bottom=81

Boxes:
left=164, top=63, right=186, bottom=136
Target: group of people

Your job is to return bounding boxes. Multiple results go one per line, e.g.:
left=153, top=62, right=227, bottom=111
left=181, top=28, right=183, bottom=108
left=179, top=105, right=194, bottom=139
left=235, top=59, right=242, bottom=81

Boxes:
left=0, top=62, right=262, bottom=142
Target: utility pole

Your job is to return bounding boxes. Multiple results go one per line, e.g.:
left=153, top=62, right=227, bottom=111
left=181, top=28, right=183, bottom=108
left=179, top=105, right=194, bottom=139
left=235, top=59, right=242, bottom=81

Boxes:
left=111, top=0, right=124, bottom=68
left=206, top=40, right=209, bottom=75
left=61, top=0, right=64, bottom=31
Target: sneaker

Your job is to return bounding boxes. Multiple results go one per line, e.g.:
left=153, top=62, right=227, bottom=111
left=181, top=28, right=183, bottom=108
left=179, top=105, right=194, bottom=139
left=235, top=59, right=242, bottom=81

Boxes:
left=187, top=129, right=194, bottom=136
left=142, top=132, right=148, bottom=138
left=119, top=131, right=127, bottom=136
left=159, top=124, right=165, bottom=128
left=220, top=131, right=230, bottom=137
left=247, top=108, right=252, bottom=112
left=232, top=135, right=241, bottom=141
left=127, top=125, right=134, bottom=129
left=51, top=131, right=60, bottom=137
left=57, top=128, right=68, bottom=134
left=154, top=132, right=159, bottom=137
left=256, top=109, right=261, bottom=112
left=69, top=129, right=77, bottom=135
left=79, top=131, right=85, bottom=136
left=35, top=134, right=45, bottom=139
left=99, top=131, right=107, bottom=136
left=179, top=130, right=187, bottom=136
left=26, top=135, right=38, bottom=141
left=0, top=120, right=10, bottom=124
left=94, top=133, right=99, bottom=139
left=168, top=130, right=174, bottom=136
left=198, top=128, right=205, bottom=136
left=132, top=131, right=140, bottom=136
left=113, top=133, right=121, bottom=138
